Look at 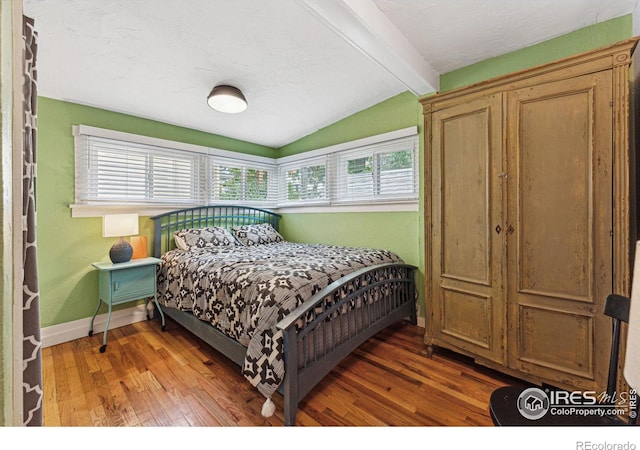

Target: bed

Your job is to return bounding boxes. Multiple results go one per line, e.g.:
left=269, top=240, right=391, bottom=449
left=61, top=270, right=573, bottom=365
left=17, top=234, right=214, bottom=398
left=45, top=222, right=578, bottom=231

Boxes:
left=151, top=205, right=417, bottom=425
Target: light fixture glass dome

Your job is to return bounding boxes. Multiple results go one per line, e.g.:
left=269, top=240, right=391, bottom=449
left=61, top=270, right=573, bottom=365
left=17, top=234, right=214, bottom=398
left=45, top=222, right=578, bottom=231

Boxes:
left=207, top=85, right=248, bottom=113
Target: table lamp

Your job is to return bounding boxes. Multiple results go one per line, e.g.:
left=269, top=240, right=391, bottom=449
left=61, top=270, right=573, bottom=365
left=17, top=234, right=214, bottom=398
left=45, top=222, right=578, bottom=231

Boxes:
left=102, top=213, right=139, bottom=263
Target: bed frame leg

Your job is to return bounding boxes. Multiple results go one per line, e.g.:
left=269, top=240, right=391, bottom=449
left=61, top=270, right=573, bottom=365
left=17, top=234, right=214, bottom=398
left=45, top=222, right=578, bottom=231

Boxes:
left=284, top=400, right=297, bottom=426
left=282, top=329, right=299, bottom=426
left=409, top=276, right=418, bottom=326
left=410, top=303, right=418, bottom=325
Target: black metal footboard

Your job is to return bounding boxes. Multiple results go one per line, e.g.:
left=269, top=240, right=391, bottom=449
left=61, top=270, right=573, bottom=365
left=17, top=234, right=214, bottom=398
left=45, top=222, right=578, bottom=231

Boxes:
left=276, top=262, right=417, bottom=426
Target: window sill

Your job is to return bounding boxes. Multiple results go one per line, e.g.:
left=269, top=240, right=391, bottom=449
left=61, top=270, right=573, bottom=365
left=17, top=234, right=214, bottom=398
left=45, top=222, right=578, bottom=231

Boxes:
left=71, top=201, right=419, bottom=218
left=275, top=201, right=419, bottom=214
left=70, top=203, right=202, bottom=218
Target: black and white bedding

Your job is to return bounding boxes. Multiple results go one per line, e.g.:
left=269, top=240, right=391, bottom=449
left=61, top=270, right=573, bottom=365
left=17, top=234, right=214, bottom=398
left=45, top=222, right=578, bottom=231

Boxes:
left=156, top=232, right=403, bottom=404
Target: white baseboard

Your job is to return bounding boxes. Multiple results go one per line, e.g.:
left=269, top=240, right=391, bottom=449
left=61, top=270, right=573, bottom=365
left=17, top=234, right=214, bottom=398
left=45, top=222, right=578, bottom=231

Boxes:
left=40, top=305, right=425, bottom=349
left=40, top=304, right=149, bottom=348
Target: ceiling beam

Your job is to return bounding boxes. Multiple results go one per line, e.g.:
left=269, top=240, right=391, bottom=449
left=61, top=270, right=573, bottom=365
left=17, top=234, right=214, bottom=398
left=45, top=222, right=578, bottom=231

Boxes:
left=297, top=0, right=439, bottom=95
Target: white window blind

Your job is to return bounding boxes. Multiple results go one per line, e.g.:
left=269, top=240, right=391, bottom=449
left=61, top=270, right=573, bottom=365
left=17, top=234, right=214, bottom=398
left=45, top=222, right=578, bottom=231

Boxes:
left=73, top=125, right=417, bottom=215
left=335, top=135, right=418, bottom=204
left=74, top=126, right=277, bottom=207
left=277, top=155, right=329, bottom=206
left=75, top=134, right=202, bottom=204
left=208, top=156, right=277, bottom=204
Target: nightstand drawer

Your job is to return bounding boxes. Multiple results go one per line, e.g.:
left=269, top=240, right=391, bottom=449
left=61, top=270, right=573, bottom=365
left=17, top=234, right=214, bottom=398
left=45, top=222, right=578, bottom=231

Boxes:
left=111, top=265, right=156, bottom=303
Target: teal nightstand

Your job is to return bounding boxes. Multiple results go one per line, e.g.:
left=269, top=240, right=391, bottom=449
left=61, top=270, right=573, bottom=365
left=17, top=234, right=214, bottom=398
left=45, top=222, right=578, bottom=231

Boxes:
left=89, top=257, right=166, bottom=353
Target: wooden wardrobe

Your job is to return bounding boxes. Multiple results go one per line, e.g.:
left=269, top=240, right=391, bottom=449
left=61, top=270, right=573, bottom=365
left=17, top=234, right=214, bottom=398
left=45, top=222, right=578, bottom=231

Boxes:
left=420, top=37, right=639, bottom=393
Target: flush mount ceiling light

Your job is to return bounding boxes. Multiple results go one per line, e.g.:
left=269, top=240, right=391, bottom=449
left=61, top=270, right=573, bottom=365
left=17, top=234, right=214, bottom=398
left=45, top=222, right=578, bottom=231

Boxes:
left=207, top=85, right=248, bottom=113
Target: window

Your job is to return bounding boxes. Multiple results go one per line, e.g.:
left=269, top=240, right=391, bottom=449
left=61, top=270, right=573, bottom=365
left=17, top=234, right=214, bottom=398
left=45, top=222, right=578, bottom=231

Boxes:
left=76, top=135, right=200, bottom=204
left=72, top=125, right=418, bottom=216
left=73, top=125, right=277, bottom=213
left=335, top=135, right=418, bottom=204
left=278, top=156, right=329, bottom=205
left=276, top=130, right=418, bottom=209
left=208, top=157, right=276, bottom=203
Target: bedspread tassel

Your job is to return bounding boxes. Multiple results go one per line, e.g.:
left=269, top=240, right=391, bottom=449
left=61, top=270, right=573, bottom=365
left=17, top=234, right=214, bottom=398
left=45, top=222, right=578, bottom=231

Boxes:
left=261, top=396, right=276, bottom=418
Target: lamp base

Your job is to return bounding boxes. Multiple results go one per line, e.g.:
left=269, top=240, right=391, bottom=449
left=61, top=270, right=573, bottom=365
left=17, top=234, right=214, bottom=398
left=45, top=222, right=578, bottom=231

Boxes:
left=109, top=238, right=133, bottom=263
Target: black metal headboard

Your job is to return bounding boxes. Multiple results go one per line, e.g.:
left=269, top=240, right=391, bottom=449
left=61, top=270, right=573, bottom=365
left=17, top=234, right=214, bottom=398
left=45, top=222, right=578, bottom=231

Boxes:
left=150, top=205, right=282, bottom=257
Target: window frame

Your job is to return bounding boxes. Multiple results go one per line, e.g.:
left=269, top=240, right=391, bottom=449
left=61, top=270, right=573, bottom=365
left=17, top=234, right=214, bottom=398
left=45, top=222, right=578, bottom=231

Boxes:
left=334, top=138, right=418, bottom=204
left=276, top=126, right=419, bottom=212
left=71, top=125, right=419, bottom=217
left=71, top=125, right=277, bottom=217
left=277, top=155, right=330, bottom=207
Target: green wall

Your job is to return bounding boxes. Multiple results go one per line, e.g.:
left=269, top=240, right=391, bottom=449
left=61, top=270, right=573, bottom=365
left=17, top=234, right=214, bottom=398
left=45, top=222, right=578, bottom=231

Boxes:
left=36, top=98, right=275, bottom=327
left=279, top=210, right=423, bottom=307
left=278, top=91, right=420, bottom=157
left=37, top=94, right=424, bottom=327
left=440, top=15, right=632, bottom=91
left=36, top=16, right=633, bottom=330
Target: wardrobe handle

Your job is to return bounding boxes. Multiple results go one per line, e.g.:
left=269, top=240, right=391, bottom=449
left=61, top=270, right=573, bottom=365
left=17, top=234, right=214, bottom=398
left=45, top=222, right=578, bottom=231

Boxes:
left=507, top=225, right=515, bottom=234
left=495, top=225, right=502, bottom=234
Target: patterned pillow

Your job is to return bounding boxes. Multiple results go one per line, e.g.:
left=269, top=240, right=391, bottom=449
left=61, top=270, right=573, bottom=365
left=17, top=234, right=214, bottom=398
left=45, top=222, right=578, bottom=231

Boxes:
left=231, top=223, right=284, bottom=246
left=173, top=227, right=240, bottom=251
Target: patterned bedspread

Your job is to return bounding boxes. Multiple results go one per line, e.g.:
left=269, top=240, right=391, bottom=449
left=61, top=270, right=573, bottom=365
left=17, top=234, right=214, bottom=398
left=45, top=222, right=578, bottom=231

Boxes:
left=156, top=241, right=403, bottom=400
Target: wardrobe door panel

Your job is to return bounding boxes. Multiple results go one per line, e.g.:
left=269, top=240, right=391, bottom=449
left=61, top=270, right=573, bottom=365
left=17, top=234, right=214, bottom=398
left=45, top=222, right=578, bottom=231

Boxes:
left=518, top=305, right=594, bottom=379
left=506, top=72, right=613, bottom=390
left=431, top=94, right=505, bottom=363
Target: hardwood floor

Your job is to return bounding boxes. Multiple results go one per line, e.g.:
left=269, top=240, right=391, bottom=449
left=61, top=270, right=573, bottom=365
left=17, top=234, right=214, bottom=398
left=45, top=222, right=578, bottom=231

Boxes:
left=42, top=317, right=523, bottom=427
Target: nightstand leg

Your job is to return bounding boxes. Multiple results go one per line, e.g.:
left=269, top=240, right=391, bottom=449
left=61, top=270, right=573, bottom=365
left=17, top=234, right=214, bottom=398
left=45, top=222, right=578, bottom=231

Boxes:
left=152, top=294, right=166, bottom=331
left=88, top=298, right=102, bottom=337
left=100, top=302, right=112, bottom=353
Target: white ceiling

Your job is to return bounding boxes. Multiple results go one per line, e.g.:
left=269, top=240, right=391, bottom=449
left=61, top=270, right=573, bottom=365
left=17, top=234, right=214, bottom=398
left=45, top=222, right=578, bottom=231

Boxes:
left=22, top=0, right=639, bottom=148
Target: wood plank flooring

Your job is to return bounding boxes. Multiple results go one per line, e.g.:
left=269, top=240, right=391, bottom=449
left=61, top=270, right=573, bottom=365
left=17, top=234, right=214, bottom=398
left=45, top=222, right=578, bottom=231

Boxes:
left=41, top=317, right=524, bottom=427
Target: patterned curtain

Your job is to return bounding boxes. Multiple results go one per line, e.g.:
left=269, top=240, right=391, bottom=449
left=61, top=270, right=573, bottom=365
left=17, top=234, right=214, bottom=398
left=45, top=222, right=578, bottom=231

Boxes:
left=22, top=15, right=42, bottom=427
